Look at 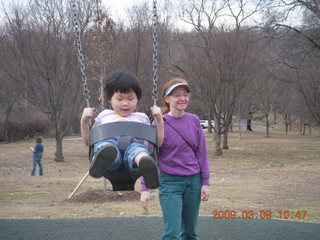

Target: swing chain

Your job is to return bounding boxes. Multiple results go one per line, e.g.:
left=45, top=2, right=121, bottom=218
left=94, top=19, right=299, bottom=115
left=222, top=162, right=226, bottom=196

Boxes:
left=71, top=0, right=158, bottom=107
left=70, top=0, right=91, bottom=107
left=152, top=0, right=158, bottom=106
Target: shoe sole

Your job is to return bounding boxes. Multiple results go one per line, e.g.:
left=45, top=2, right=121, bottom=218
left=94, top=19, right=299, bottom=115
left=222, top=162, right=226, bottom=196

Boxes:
left=89, top=145, right=117, bottom=178
left=139, top=156, right=160, bottom=189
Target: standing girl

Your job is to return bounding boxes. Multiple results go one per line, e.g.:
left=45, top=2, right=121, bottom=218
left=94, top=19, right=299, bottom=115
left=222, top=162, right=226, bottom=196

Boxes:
left=30, top=135, right=44, bottom=176
left=141, top=77, right=210, bottom=239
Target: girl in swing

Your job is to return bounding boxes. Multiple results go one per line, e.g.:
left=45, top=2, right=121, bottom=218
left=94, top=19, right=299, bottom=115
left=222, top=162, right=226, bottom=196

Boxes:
left=80, top=71, right=163, bottom=189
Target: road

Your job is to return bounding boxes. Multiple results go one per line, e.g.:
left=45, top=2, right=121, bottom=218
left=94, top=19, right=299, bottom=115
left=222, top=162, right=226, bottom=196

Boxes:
left=1, top=217, right=319, bottom=240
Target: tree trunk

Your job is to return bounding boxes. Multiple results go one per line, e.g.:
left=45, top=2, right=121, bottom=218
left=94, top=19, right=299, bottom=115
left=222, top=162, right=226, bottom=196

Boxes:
left=55, top=135, right=64, bottom=162
left=208, top=117, right=213, bottom=133
left=299, top=114, right=303, bottom=135
left=2, top=97, right=17, bottom=142
left=246, top=119, right=252, bottom=131
left=246, top=112, right=253, bottom=131
left=54, top=122, right=64, bottom=162
left=3, top=107, right=13, bottom=142
left=214, top=132, right=223, bottom=156
left=284, top=113, right=289, bottom=135
left=265, top=114, right=270, bottom=137
left=222, top=131, right=229, bottom=149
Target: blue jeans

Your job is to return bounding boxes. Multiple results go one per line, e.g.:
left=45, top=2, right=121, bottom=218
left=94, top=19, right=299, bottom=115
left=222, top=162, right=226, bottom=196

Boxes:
left=93, top=139, right=149, bottom=171
left=159, top=172, right=202, bottom=240
left=31, top=156, right=43, bottom=176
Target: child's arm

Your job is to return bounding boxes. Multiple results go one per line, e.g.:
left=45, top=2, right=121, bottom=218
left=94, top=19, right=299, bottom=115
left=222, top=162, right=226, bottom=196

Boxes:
left=150, top=105, right=164, bottom=147
left=30, top=147, right=35, bottom=152
left=80, top=107, right=96, bottom=147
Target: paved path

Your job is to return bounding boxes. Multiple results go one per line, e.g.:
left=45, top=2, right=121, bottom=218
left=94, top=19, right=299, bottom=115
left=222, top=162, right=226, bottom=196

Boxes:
left=1, top=217, right=319, bottom=240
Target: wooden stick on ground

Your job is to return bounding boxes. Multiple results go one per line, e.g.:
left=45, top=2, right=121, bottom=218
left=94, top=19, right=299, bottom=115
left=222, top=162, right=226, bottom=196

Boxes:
left=67, top=171, right=90, bottom=200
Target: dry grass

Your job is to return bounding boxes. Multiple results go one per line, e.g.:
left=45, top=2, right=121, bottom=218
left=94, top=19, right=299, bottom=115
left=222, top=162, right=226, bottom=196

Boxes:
left=0, top=129, right=319, bottom=223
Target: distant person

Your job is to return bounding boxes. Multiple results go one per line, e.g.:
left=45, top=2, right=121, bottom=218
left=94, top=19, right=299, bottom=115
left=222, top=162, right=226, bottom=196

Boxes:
left=140, top=77, right=210, bottom=239
left=30, top=135, right=44, bottom=176
left=80, top=71, right=163, bottom=189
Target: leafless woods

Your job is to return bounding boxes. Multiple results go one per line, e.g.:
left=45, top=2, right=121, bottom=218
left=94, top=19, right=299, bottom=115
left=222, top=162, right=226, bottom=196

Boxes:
left=0, top=0, right=319, bottom=158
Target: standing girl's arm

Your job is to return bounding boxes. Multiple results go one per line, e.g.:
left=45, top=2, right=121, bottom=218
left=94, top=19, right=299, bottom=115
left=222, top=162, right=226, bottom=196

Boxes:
left=195, top=119, right=210, bottom=201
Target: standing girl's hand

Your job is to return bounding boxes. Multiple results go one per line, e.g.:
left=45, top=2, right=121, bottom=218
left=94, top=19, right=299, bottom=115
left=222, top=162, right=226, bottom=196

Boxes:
left=140, top=191, right=151, bottom=211
left=201, top=185, right=210, bottom=201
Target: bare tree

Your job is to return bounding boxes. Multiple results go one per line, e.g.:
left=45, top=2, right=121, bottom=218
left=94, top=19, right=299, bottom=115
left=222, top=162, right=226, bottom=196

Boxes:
left=264, top=0, right=320, bottom=49
left=0, top=72, right=23, bottom=142
left=175, top=0, right=262, bottom=155
left=262, top=0, right=320, bottom=127
left=0, top=0, right=94, bottom=161
left=85, top=0, right=117, bottom=109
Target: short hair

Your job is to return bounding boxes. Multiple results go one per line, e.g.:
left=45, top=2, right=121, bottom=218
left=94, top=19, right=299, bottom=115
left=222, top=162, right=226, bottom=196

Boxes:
left=104, top=71, right=142, bottom=101
left=35, top=136, right=42, bottom=143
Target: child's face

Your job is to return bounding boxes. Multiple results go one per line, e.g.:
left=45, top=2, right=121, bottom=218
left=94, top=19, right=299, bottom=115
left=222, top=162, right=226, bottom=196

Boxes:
left=108, top=90, right=138, bottom=117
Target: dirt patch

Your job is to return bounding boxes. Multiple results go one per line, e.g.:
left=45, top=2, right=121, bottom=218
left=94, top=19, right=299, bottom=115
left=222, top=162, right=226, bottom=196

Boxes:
left=69, top=189, right=140, bottom=203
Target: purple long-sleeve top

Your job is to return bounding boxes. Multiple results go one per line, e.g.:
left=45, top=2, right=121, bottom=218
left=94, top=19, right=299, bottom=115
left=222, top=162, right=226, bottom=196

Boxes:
left=141, top=113, right=210, bottom=191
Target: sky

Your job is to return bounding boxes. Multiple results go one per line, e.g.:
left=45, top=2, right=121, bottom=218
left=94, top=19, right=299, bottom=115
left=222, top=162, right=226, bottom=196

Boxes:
left=0, top=0, right=158, bottom=27
left=101, top=0, right=191, bottom=30
left=0, top=0, right=144, bottom=15
left=102, top=0, right=149, bottom=21
left=1, top=0, right=301, bottom=30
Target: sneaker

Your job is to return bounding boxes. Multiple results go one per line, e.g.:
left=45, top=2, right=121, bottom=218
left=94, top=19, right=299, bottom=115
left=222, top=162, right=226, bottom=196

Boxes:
left=139, top=156, right=160, bottom=189
left=89, top=144, right=117, bottom=178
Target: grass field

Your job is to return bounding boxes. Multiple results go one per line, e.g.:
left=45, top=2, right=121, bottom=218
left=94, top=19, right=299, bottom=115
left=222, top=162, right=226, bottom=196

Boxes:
left=0, top=128, right=319, bottom=223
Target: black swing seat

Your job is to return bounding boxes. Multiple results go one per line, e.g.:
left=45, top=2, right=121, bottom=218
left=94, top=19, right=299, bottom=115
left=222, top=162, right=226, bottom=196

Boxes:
left=89, top=121, right=157, bottom=191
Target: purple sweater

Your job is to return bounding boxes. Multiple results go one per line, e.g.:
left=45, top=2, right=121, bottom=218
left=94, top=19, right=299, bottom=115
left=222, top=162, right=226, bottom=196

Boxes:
left=141, top=113, right=210, bottom=190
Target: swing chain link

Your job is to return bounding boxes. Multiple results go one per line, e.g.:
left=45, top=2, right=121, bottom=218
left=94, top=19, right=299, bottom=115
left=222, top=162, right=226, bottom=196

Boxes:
left=152, top=0, right=158, bottom=106
left=70, top=0, right=91, bottom=107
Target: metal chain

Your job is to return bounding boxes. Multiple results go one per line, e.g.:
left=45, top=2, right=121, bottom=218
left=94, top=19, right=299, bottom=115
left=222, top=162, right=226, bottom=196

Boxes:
left=70, top=0, right=91, bottom=107
left=70, top=0, right=158, bottom=107
left=152, top=0, right=158, bottom=106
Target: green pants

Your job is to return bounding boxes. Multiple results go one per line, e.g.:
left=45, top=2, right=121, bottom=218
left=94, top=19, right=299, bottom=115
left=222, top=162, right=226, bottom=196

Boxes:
left=159, top=172, right=202, bottom=240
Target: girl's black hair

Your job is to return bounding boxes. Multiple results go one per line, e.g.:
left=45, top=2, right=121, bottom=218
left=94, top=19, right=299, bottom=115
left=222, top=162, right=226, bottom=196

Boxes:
left=104, top=71, right=142, bottom=101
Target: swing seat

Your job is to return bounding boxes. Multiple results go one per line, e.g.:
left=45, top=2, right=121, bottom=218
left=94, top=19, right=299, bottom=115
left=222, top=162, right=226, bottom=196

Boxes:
left=89, top=121, right=157, bottom=191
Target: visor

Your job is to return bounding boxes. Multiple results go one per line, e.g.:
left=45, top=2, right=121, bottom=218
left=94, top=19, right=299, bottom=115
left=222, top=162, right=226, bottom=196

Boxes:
left=165, top=83, right=191, bottom=96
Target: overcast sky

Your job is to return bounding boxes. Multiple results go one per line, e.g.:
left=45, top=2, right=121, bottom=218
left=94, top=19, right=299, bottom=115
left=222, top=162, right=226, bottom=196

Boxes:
left=101, top=0, right=191, bottom=30
left=0, top=0, right=157, bottom=27
left=102, top=0, right=148, bottom=20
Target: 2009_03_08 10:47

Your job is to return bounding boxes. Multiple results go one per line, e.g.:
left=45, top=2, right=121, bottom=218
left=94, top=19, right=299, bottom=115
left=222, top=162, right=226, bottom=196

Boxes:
left=211, top=210, right=308, bottom=220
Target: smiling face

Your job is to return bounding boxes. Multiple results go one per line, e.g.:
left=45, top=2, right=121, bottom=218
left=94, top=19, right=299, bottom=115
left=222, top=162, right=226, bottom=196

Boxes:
left=108, top=89, right=138, bottom=117
left=165, top=86, right=190, bottom=115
